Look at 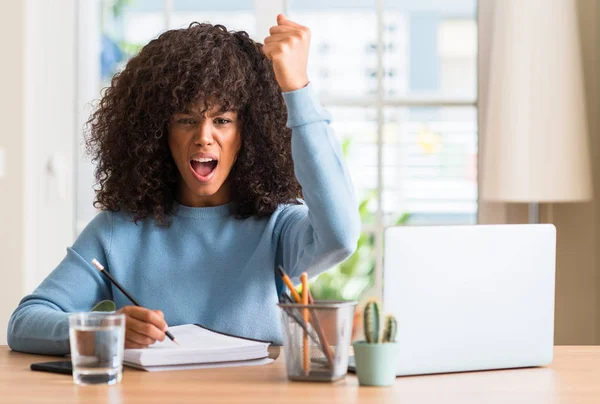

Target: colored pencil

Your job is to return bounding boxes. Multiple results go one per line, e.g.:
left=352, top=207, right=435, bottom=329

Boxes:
left=277, top=266, right=334, bottom=369
left=277, top=266, right=302, bottom=303
left=306, top=289, right=334, bottom=368
left=300, top=272, right=310, bottom=376
left=279, top=294, right=321, bottom=346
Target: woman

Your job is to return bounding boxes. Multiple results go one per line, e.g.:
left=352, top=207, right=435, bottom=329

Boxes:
left=7, top=15, right=360, bottom=355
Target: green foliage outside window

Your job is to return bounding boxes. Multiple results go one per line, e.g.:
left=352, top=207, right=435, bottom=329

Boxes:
left=309, top=139, right=411, bottom=302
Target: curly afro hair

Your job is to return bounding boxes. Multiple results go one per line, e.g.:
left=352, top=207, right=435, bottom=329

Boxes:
left=86, top=23, right=302, bottom=226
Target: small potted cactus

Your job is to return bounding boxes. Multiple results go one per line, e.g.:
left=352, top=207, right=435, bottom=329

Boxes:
left=352, top=299, right=399, bottom=386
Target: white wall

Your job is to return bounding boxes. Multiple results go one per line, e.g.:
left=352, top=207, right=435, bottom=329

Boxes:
left=0, top=1, right=26, bottom=346
left=0, top=0, right=77, bottom=344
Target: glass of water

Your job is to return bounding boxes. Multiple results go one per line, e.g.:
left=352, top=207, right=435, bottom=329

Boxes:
left=68, top=312, right=126, bottom=385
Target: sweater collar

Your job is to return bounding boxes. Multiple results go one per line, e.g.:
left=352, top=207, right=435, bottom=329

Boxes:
left=172, top=201, right=233, bottom=218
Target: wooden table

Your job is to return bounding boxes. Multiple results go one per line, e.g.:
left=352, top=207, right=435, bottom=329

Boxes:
left=1, top=346, right=599, bottom=404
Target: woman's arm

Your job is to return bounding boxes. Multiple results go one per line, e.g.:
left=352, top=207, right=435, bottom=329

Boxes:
left=7, top=212, right=114, bottom=355
left=264, top=15, right=360, bottom=280
left=275, top=84, right=360, bottom=279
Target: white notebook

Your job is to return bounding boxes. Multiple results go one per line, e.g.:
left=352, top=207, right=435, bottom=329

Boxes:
left=123, top=324, right=272, bottom=372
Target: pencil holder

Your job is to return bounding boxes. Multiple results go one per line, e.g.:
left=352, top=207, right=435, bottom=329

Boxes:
left=278, top=301, right=357, bottom=382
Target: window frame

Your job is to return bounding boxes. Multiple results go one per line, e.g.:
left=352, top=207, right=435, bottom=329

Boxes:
left=284, top=0, right=478, bottom=298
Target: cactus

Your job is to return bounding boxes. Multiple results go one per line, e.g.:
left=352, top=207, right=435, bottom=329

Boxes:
left=363, top=299, right=381, bottom=343
left=382, top=314, right=397, bottom=343
left=363, top=299, right=398, bottom=344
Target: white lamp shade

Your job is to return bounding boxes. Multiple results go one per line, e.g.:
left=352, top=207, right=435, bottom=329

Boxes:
left=482, top=0, right=593, bottom=203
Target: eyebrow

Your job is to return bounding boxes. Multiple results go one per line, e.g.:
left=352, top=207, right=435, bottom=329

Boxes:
left=178, top=108, right=237, bottom=117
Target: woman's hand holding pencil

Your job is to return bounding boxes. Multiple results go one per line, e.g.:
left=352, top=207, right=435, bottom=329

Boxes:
left=91, top=258, right=179, bottom=349
left=117, top=306, right=169, bottom=349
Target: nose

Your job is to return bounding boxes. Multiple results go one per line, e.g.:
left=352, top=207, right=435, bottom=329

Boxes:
left=193, top=120, right=214, bottom=147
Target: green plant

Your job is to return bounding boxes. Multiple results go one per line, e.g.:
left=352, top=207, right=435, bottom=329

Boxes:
left=362, top=299, right=397, bottom=344
left=363, top=300, right=380, bottom=343
left=308, top=192, right=378, bottom=301
left=382, top=314, right=397, bottom=343
left=90, top=300, right=116, bottom=312
left=309, top=138, right=411, bottom=302
left=109, top=0, right=136, bottom=18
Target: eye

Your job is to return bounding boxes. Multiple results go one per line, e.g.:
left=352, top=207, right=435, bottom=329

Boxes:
left=177, top=117, right=197, bottom=125
left=214, top=118, right=231, bottom=126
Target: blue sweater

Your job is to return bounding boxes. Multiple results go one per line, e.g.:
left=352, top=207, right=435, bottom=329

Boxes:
left=7, top=84, right=360, bottom=355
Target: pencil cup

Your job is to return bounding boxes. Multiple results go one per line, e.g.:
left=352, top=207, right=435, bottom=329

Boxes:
left=278, top=301, right=357, bottom=382
left=68, top=312, right=125, bottom=386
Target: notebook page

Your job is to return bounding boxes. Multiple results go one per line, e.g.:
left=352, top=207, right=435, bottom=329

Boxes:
left=125, top=357, right=274, bottom=372
left=123, top=324, right=270, bottom=366
left=151, top=324, right=264, bottom=350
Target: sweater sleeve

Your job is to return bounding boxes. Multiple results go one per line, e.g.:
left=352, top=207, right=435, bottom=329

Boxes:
left=276, top=83, right=361, bottom=281
left=7, top=211, right=114, bottom=355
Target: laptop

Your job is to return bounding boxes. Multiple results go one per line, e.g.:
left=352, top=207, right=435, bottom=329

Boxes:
left=349, top=224, right=556, bottom=376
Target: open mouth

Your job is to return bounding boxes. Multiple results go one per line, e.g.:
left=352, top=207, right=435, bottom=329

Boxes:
left=190, top=157, right=218, bottom=182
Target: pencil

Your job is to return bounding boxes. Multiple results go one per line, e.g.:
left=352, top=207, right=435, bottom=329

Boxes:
left=91, top=258, right=179, bottom=346
left=277, top=266, right=302, bottom=303
left=306, top=288, right=334, bottom=368
left=277, top=266, right=334, bottom=368
left=279, top=294, right=321, bottom=346
left=300, top=272, right=310, bottom=376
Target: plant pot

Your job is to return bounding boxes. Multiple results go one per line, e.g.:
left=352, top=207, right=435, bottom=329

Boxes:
left=352, top=341, right=399, bottom=386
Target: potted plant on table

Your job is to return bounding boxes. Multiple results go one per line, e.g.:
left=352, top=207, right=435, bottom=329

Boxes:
left=352, top=299, right=399, bottom=386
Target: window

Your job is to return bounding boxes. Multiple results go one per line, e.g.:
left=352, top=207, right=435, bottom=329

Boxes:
left=288, top=0, right=478, bottom=300
left=77, top=0, right=478, bottom=301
